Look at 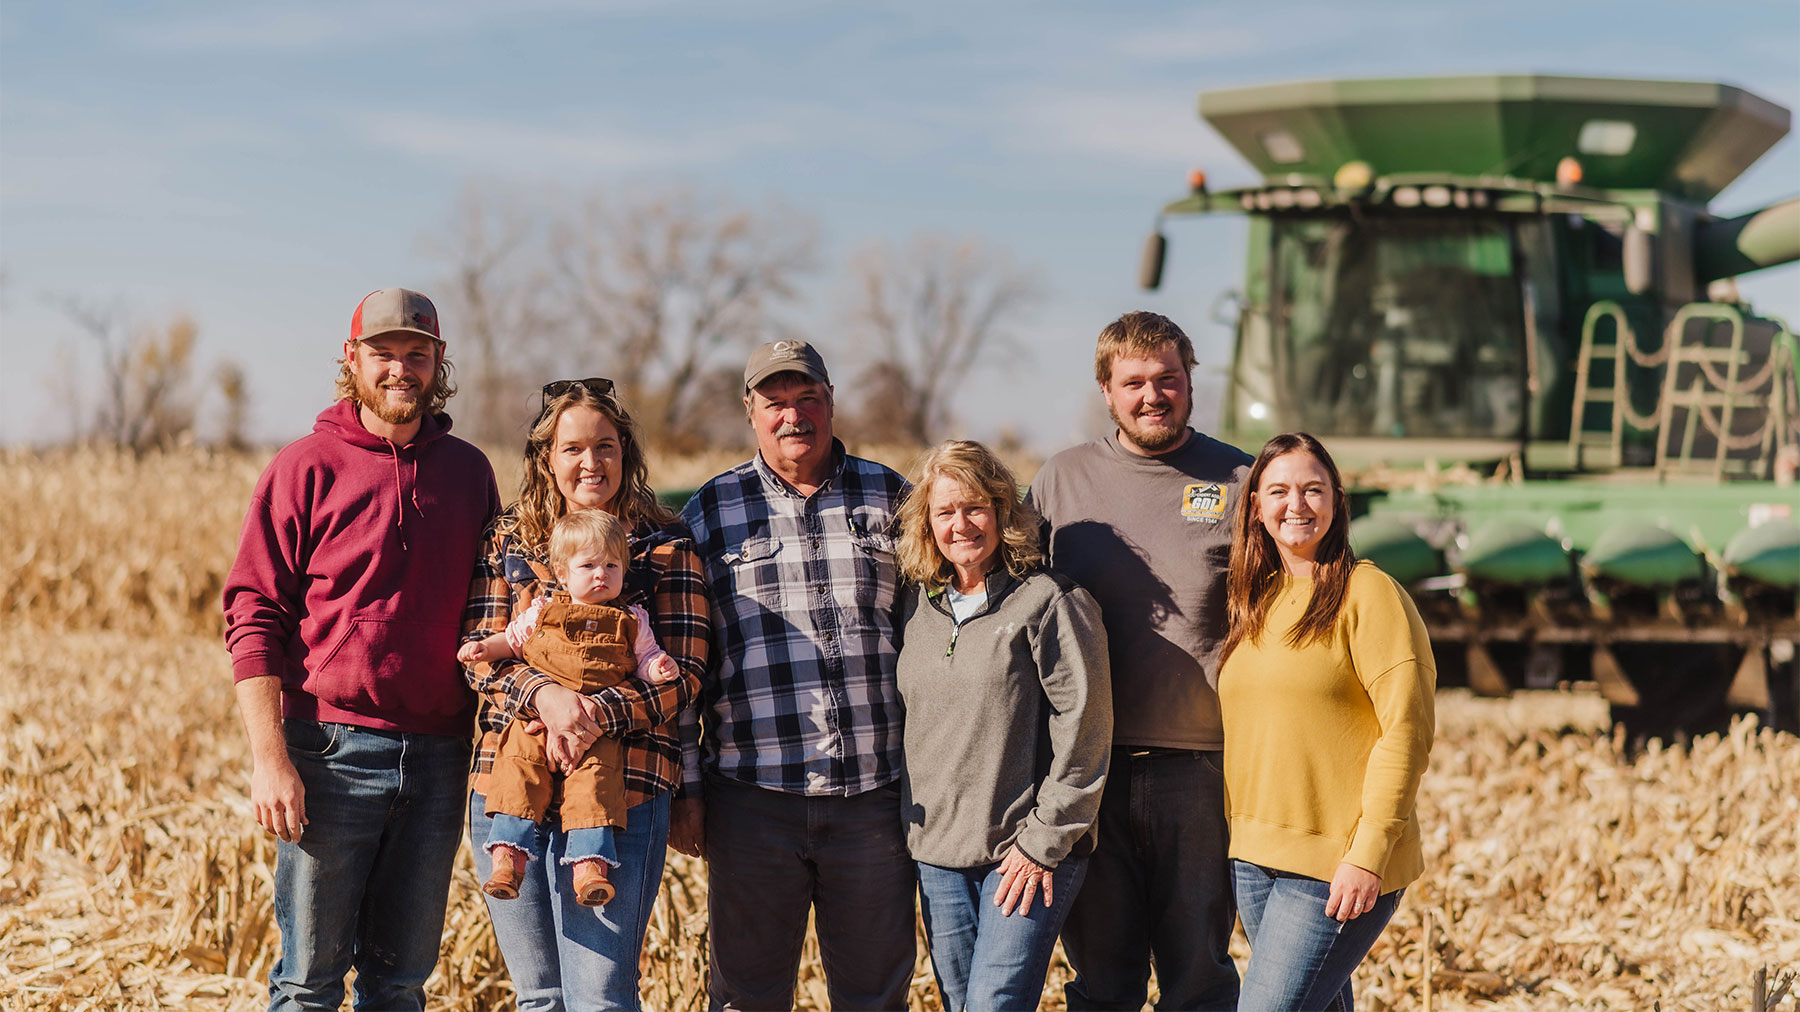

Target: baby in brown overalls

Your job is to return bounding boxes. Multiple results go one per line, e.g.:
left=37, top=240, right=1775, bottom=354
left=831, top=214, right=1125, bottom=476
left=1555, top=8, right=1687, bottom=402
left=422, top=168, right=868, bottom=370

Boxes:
left=459, top=510, right=677, bottom=906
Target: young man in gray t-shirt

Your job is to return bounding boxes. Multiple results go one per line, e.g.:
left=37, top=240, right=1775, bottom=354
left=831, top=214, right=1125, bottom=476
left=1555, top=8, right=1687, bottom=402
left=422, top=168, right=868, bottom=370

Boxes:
left=1030, top=311, right=1253, bottom=1011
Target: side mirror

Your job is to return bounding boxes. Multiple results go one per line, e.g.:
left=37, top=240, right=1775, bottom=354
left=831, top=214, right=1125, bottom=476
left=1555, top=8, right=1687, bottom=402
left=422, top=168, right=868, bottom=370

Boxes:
left=1139, top=231, right=1167, bottom=291
left=1622, top=226, right=1654, bottom=296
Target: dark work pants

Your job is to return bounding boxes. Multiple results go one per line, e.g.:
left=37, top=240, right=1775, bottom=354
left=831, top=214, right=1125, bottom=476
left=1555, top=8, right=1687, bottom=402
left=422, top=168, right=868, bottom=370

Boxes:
left=1060, top=749, right=1240, bottom=1011
left=703, top=775, right=916, bottom=1011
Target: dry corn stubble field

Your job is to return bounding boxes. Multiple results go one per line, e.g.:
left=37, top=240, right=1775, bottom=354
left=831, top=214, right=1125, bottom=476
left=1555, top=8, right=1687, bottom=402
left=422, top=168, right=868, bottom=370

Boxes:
left=2, top=445, right=1797, bottom=1011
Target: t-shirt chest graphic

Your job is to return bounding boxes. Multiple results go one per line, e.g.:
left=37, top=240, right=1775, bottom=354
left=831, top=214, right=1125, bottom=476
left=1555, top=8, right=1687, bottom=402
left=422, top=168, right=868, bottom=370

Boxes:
left=1181, top=482, right=1228, bottom=524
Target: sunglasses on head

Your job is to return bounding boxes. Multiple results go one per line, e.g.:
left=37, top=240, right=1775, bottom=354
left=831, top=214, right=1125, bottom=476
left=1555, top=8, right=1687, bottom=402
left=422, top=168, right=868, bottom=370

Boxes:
left=540, top=377, right=615, bottom=411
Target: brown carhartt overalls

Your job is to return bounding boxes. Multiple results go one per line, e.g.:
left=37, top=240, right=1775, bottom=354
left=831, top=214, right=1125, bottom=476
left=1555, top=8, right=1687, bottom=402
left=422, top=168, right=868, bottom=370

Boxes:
left=483, top=594, right=636, bottom=832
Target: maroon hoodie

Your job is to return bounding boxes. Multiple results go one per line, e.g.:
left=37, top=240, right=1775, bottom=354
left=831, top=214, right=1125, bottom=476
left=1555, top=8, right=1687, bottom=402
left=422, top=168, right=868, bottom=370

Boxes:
left=223, top=400, right=501, bottom=736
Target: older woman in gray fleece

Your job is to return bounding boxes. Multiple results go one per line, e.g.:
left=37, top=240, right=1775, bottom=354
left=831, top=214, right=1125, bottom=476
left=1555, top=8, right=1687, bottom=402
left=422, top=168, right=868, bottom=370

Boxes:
left=896, top=440, right=1113, bottom=1012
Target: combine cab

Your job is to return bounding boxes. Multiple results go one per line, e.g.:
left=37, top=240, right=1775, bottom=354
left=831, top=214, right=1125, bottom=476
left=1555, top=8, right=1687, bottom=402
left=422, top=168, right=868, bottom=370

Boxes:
left=1142, top=75, right=1800, bottom=738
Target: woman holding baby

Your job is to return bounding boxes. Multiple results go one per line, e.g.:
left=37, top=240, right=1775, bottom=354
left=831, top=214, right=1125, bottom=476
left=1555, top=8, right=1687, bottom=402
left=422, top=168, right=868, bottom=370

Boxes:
left=460, top=377, right=711, bottom=1012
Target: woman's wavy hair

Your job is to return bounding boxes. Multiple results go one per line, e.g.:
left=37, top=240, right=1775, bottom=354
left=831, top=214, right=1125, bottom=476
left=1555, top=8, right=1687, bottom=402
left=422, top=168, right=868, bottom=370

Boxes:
left=332, top=339, right=457, bottom=416
left=497, top=382, right=674, bottom=557
left=1220, top=432, right=1356, bottom=665
left=896, top=440, right=1043, bottom=591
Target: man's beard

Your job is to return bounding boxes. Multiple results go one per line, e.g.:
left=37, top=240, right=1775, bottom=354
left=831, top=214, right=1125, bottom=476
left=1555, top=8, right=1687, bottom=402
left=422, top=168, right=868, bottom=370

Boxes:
left=1110, top=398, right=1190, bottom=453
left=356, top=375, right=430, bottom=425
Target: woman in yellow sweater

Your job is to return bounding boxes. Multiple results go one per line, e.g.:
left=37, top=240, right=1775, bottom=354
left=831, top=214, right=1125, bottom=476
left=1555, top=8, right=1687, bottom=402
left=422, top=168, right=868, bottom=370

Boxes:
left=1218, top=432, right=1435, bottom=1011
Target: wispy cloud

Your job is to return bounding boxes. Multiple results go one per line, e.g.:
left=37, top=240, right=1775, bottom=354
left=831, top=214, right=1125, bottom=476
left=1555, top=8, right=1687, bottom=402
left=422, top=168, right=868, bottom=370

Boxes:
left=1107, top=3, right=1353, bottom=65
left=1112, top=25, right=1275, bottom=64
left=1001, top=87, right=1248, bottom=173
left=0, top=95, right=264, bottom=219
left=1107, top=2, right=1453, bottom=70
left=121, top=0, right=653, bottom=53
left=349, top=109, right=793, bottom=173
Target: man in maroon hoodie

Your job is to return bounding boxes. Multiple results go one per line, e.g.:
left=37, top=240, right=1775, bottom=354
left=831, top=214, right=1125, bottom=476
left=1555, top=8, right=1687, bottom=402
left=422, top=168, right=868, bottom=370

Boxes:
left=223, top=288, right=500, bottom=1012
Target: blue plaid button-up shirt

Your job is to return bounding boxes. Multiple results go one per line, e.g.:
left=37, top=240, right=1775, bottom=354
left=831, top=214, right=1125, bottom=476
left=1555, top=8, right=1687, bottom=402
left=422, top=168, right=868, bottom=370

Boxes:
left=679, top=442, right=910, bottom=797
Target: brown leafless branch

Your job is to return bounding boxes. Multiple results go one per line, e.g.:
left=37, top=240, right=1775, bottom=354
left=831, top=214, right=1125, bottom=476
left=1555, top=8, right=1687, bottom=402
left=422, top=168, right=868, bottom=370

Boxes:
left=844, top=234, right=1041, bottom=445
left=544, top=186, right=817, bottom=448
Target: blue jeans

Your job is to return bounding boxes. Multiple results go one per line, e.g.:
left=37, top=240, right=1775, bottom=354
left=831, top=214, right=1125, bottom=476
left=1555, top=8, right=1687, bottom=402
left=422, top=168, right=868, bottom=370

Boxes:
left=703, top=776, right=917, bottom=1011
left=486, top=813, right=621, bottom=870
left=1061, top=749, right=1238, bottom=1011
left=468, top=790, right=671, bottom=1012
left=1232, top=860, right=1402, bottom=1012
left=917, top=855, right=1088, bottom=1011
left=269, top=719, right=471, bottom=1012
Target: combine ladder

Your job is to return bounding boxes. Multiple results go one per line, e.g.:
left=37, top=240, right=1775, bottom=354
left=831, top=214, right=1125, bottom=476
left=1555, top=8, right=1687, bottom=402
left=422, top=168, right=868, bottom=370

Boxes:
left=1654, top=304, right=1792, bottom=481
left=1570, top=301, right=1798, bottom=480
left=1568, top=301, right=1637, bottom=469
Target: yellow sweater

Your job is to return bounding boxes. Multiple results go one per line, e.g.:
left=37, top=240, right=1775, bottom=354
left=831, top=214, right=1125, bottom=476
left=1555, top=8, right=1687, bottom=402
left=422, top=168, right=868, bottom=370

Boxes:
left=1218, top=561, right=1435, bottom=893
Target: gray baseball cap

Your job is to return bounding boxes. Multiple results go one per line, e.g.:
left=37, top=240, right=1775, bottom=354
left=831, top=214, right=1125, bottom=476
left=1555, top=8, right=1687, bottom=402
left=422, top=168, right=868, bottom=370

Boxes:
left=351, top=288, right=442, bottom=344
left=744, top=339, right=830, bottom=393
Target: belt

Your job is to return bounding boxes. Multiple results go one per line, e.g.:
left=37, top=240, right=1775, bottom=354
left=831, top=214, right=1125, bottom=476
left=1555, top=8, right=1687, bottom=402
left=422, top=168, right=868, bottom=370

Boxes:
left=1125, top=746, right=1213, bottom=759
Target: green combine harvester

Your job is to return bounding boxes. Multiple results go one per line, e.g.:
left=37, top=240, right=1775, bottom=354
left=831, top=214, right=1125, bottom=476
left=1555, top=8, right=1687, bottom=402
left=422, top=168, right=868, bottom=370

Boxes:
left=1141, top=75, right=1800, bottom=738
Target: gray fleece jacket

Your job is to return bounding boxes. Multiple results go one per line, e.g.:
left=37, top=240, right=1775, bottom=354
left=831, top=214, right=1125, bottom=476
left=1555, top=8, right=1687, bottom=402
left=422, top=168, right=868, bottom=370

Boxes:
left=897, top=567, right=1113, bottom=869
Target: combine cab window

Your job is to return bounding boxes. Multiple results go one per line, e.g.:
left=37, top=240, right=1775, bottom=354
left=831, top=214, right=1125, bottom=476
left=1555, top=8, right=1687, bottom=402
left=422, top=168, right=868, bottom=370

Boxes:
left=1270, top=215, right=1525, bottom=439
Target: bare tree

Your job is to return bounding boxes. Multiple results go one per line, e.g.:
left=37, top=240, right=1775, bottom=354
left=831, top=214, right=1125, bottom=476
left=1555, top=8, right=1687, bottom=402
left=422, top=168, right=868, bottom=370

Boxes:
left=420, top=183, right=556, bottom=447
left=214, top=360, right=250, bottom=450
left=57, top=297, right=133, bottom=444
left=844, top=234, right=1041, bottom=445
left=57, top=299, right=209, bottom=450
left=420, top=184, right=813, bottom=452
left=546, top=187, right=817, bottom=450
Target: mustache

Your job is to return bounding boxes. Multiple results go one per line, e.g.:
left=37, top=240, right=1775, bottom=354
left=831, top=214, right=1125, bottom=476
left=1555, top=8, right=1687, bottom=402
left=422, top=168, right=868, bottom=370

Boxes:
left=775, top=420, right=815, bottom=437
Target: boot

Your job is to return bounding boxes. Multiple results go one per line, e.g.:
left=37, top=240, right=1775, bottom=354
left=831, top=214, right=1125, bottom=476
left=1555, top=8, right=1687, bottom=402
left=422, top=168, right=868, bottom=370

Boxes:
left=483, top=845, right=528, bottom=900
left=572, top=859, right=615, bottom=907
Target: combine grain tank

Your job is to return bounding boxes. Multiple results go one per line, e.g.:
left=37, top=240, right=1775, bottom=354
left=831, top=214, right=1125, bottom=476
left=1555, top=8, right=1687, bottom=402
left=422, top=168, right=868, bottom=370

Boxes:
left=1141, top=75, right=1800, bottom=738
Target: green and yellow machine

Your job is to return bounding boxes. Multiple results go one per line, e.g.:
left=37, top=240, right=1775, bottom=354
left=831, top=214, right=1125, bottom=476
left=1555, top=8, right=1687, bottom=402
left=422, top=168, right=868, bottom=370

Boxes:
left=1141, top=75, right=1800, bottom=737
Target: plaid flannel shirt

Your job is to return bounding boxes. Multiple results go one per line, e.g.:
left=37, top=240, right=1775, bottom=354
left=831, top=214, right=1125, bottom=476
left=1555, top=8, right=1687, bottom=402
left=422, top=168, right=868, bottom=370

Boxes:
left=679, top=442, right=909, bottom=797
left=460, top=508, right=711, bottom=809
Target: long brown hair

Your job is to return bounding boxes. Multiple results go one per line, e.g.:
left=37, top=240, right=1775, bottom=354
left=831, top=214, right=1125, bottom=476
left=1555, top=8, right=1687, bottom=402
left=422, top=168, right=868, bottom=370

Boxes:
left=896, top=440, right=1043, bottom=591
left=497, top=383, right=674, bottom=557
left=1221, top=432, right=1356, bottom=664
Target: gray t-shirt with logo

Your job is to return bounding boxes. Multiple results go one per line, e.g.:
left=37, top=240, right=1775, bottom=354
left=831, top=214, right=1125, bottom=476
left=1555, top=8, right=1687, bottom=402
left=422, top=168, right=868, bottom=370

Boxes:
left=1028, top=429, right=1254, bottom=750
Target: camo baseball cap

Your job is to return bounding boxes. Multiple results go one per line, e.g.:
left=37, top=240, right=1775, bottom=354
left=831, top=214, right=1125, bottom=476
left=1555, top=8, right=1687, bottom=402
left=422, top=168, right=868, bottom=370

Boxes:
left=350, top=288, right=442, bottom=344
left=744, top=339, right=830, bottom=393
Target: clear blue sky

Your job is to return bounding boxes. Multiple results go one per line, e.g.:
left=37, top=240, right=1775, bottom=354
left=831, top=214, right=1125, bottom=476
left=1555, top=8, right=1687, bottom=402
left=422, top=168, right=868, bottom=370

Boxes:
left=3, top=1, right=1796, bottom=450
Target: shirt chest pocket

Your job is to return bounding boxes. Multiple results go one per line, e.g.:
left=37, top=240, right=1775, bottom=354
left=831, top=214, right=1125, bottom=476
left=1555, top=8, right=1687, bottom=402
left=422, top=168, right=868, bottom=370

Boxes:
left=725, top=536, right=784, bottom=608
left=849, top=528, right=898, bottom=616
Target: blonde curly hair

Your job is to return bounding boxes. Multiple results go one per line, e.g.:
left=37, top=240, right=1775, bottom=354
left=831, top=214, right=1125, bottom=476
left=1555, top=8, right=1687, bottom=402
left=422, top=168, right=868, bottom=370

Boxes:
left=331, top=339, right=457, bottom=416
left=896, top=440, right=1042, bottom=591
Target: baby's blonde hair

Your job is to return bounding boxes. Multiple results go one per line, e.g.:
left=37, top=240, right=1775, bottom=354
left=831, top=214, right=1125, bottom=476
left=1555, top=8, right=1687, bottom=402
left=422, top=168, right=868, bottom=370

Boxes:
left=548, top=510, right=630, bottom=575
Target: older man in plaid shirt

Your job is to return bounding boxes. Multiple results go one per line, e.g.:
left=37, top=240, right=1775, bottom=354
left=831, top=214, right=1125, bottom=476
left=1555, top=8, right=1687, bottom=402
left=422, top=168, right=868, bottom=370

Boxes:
left=678, top=339, right=914, bottom=1011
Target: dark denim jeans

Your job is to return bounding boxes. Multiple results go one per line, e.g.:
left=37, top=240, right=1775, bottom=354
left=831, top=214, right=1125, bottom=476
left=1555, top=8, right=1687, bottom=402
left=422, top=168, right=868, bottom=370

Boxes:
left=468, top=790, right=671, bottom=1012
left=1060, top=749, right=1239, bottom=1011
left=269, top=720, right=471, bottom=1012
left=917, top=855, right=1088, bottom=1012
left=703, top=775, right=916, bottom=1011
left=1232, top=860, right=1402, bottom=1012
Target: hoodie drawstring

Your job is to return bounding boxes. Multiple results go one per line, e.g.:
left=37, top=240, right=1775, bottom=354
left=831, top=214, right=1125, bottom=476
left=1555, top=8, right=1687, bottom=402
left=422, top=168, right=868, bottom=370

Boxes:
left=388, top=441, right=408, bottom=551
